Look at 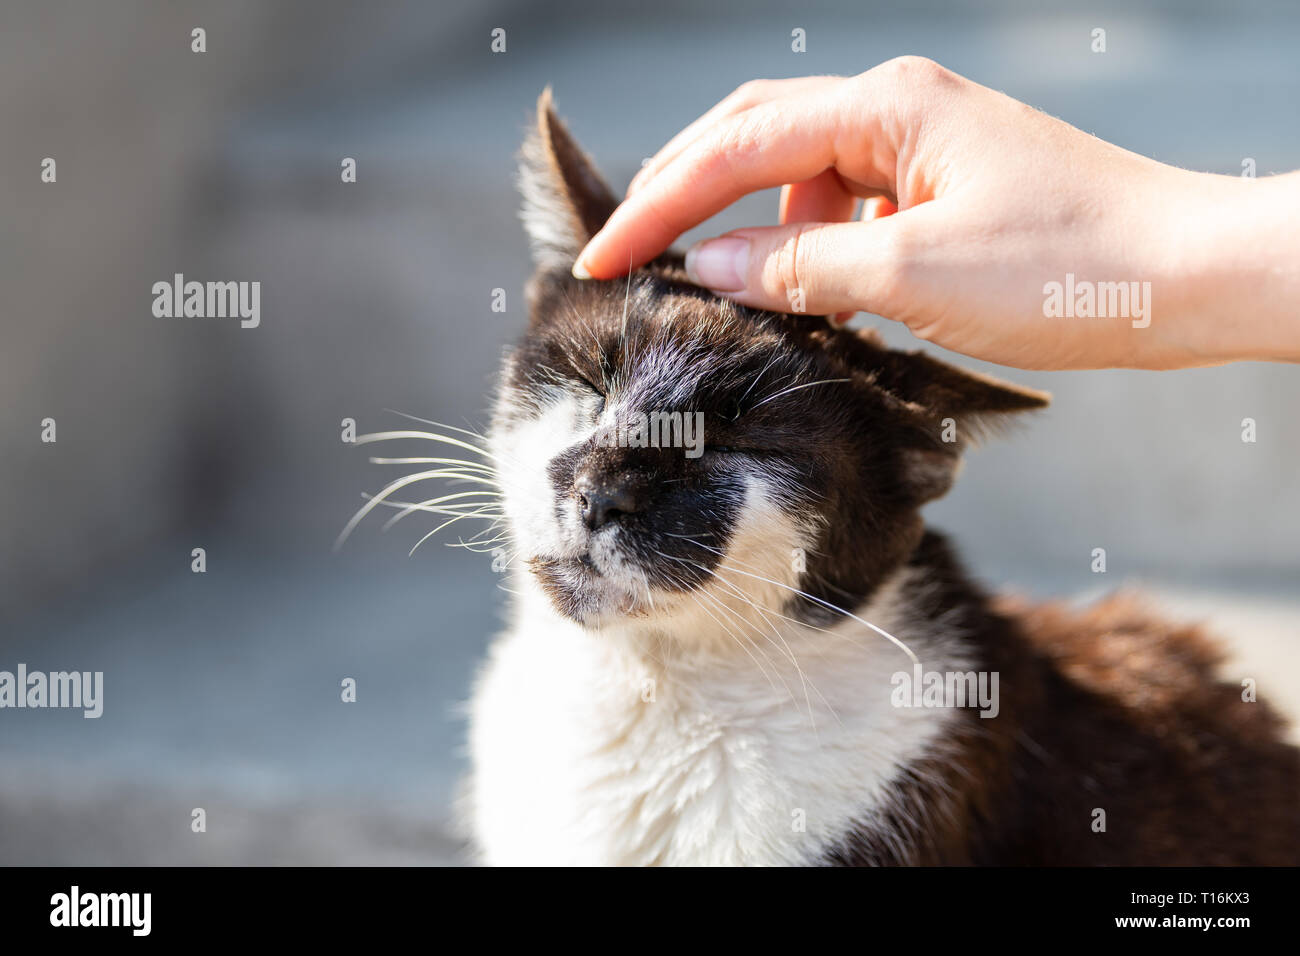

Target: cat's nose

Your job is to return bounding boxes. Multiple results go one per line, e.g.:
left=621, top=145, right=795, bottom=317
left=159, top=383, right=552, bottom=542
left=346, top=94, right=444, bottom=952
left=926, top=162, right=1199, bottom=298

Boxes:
left=574, top=469, right=644, bottom=530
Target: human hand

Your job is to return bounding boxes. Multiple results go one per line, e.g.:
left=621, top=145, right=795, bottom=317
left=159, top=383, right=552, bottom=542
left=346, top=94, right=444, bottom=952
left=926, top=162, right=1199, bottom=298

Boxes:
left=574, top=58, right=1300, bottom=370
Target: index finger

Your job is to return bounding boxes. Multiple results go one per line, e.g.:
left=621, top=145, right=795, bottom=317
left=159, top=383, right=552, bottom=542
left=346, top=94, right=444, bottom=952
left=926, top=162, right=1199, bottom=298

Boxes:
left=574, top=85, right=899, bottom=279
left=627, top=76, right=841, bottom=197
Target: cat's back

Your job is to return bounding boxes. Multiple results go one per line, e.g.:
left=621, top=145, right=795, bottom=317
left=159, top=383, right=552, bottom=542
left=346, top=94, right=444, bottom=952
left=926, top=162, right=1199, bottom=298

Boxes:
left=985, top=594, right=1300, bottom=865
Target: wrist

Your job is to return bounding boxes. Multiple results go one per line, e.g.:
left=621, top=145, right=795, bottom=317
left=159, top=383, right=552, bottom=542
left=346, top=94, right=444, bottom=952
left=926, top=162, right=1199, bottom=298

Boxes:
left=1154, top=169, right=1300, bottom=368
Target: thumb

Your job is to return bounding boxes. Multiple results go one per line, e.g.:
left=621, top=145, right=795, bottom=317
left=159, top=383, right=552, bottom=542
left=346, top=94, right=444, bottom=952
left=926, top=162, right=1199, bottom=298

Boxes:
left=683, top=219, right=913, bottom=321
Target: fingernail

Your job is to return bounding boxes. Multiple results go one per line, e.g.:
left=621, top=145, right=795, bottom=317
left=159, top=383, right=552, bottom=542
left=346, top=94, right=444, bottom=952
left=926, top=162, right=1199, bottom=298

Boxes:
left=571, top=256, right=592, bottom=280
left=684, top=237, right=749, bottom=292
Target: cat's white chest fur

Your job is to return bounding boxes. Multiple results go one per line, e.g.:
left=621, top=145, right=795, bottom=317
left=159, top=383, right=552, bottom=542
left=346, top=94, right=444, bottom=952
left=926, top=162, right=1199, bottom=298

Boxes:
left=467, top=572, right=964, bottom=867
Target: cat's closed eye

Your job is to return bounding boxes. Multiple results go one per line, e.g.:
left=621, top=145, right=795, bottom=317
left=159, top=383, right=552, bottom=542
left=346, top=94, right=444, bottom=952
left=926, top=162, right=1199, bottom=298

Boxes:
left=573, top=376, right=605, bottom=413
left=705, top=444, right=779, bottom=457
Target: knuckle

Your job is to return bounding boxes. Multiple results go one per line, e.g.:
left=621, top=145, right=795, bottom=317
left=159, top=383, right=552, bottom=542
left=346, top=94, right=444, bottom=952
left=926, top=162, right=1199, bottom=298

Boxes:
left=687, top=133, right=736, bottom=188
left=729, top=78, right=773, bottom=108
left=765, top=225, right=820, bottom=309
left=862, top=56, right=959, bottom=105
left=706, top=116, right=765, bottom=175
left=883, top=55, right=945, bottom=82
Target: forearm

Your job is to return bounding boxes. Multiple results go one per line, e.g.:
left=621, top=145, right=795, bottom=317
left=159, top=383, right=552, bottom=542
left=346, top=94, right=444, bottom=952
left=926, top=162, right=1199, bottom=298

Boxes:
left=1156, top=170, right=1300, bottom=368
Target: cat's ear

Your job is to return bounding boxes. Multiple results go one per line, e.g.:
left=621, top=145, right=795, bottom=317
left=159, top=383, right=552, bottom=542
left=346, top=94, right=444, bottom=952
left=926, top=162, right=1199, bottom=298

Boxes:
left=879, top=347, right=1050, bottom=437
left=864, top=339, right=1050, bottom=502
left=518, top=88, right=619, bottom=271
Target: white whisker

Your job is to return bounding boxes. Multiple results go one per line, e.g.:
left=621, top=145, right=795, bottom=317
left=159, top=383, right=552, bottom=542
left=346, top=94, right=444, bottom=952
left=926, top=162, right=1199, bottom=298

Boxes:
left=656, top=540, right=920, bottom=666
left=751, top=378, right=851, bottom=409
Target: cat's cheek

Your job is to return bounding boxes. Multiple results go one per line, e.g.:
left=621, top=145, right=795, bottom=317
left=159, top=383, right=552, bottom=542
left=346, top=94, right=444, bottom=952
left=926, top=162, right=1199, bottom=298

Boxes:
left=723, top=473, right=821, bottom=600
left=492, top=396, right=594, bottom=560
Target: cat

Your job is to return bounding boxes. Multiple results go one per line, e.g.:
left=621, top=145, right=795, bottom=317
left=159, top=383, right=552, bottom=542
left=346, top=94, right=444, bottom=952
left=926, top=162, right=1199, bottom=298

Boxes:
left=455, top=90, right=1299, bottom=866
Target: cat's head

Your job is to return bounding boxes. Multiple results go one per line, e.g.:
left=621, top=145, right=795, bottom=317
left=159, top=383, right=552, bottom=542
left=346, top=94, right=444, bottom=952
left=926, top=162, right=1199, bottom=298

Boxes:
left=492, top=90, right=1047, bottom=631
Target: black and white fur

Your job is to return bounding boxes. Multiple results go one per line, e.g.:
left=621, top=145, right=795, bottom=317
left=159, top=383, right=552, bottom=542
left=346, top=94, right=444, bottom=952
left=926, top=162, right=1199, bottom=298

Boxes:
left=456, top=92, right=1300, bottom=866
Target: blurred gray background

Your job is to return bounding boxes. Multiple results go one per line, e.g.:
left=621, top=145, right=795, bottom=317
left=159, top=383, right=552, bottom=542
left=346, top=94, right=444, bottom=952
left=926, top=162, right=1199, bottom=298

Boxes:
left=1, top=0, right=1296, bottom=864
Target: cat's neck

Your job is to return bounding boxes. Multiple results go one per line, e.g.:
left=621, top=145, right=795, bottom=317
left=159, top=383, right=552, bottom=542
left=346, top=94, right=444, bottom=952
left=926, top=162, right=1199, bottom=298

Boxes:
left=479, top=528, right=990, bottom=865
